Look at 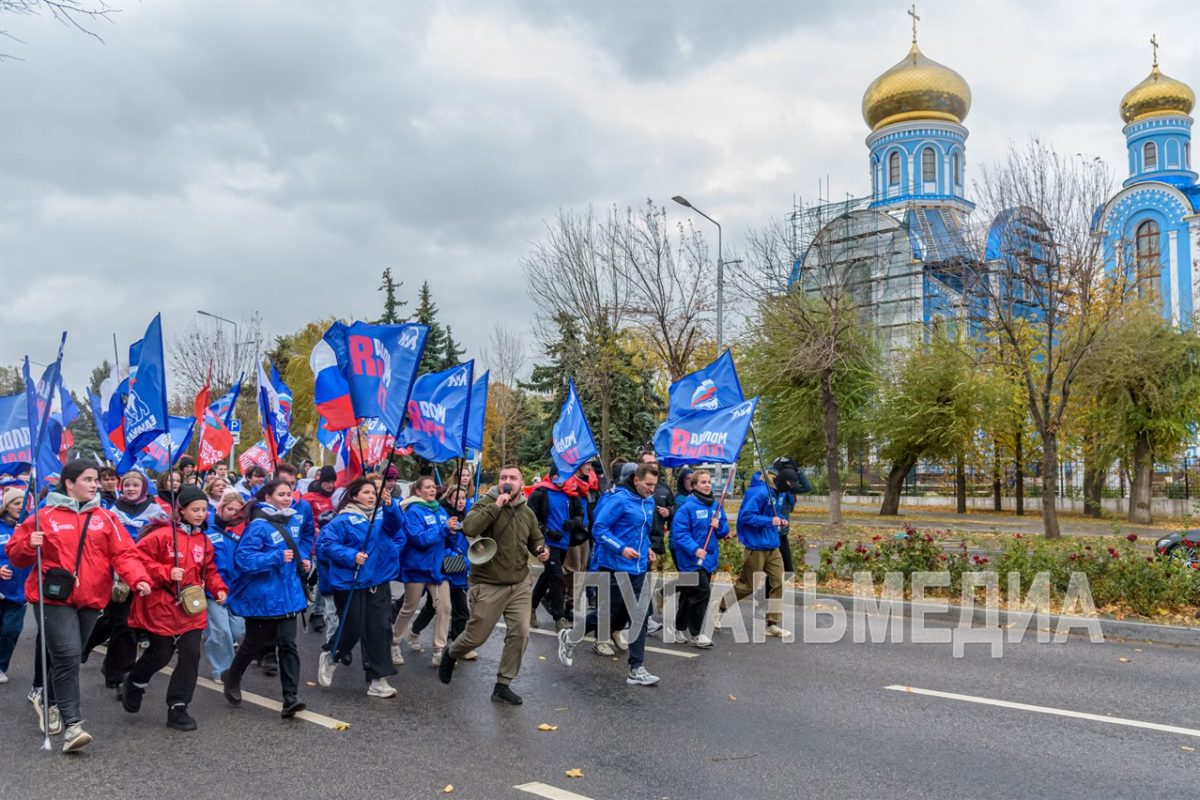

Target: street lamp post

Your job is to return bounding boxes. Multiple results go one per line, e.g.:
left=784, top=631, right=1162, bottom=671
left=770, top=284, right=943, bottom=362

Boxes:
left=672, top=195, right=723, bottom=354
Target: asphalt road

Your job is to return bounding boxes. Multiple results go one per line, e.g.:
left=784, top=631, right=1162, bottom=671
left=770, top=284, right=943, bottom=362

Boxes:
left=0, top=590, right=1195, bottom=800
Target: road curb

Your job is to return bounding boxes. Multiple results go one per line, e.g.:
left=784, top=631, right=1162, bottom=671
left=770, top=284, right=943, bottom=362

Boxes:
left=803, top=591, right=1200, bottom=647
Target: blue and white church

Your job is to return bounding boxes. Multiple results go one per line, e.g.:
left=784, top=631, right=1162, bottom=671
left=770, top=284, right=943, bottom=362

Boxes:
left=1096, top=41, right=1199, bottom=326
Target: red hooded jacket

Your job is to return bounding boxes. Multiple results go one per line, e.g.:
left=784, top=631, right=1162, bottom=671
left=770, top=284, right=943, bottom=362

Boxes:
left=7, top=495, right=150, bottom=610
left=129, top=521, right=228, bottom=636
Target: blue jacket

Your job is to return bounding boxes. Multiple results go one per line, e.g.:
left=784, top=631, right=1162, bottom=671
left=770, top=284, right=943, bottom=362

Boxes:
left=205, top=518, right=243, bottom=588
left=0, top=517, right=32, bottom=603
left=398, top=500, right=449, bottom=584
left=589, top=485, right=654, bottom=574
left=316, top=507, right=405, bottom=591
left=442, top=530, right=470, bottom=590
left=529, top=482, right=589, bottom=549
left=227, top=505, right=309, bottom=618
left=291, top=496, right=317, bottom=556
left=670, top=493, right=730, bottom=573
left=737, top=473, right=781, bottom=551
left=112, top=500, right=169, bottom=542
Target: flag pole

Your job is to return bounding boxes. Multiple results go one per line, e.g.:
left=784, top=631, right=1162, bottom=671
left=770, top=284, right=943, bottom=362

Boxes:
left=696, top=464, right=735, bottom=566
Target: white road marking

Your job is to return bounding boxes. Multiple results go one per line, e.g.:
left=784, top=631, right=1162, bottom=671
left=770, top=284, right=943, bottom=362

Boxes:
left=502, top=624, right=699, bottom=658
left=885, top=685, right=1200, bottom=739
left=514, top=781, right=595, bottom=799
left=93, top=645, right=350, bottom=730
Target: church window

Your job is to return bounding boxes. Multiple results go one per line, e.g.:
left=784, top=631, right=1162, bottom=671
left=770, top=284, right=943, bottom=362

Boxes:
left=922, top=147, right=936, bottom=182
left=888, top=152, right=900, bottom=186
left=1142, top=141, right=1157, bottom=170
left=1186, top=141, right=1192, bottom=169
left=1135, top=219, right=1161, bottom=300
left=953, top=152, right=962, bottom=185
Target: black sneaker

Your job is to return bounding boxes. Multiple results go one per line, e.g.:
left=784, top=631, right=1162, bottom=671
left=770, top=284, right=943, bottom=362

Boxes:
left=166, top=704, right=197, bottom=731
left=260, top=653, right=279, bottom=677
left=310, top=615, right=326, bottom=633
left=222, top=675, right=242, bottom=706
left=437, top=648, right=456, bottom=685
left=281, top=698, right=306, bottom=718
left=491, top=683, right=523, bottom=705
left=119, top=675, right=145, bottom=714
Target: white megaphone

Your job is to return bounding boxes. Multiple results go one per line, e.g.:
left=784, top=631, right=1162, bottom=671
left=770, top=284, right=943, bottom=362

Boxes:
left=467, top=536, right=497, bottom=565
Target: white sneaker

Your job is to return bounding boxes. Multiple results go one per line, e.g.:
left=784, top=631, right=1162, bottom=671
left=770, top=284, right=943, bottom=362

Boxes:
left=461, top=650, right=479, bottom=661
left=390, top=644, right=405, bottom=665
left=626, top=666, right=660, bottom=686
left=692, top=634, right=714, bottom=648
left=367, top=678, right=397, bottom=698
left=764, top=624, right=791, bottom=639
left=557, top=629, right=578, bottom=667
left=62, top=723, right=92, bottom=753
left=612, top=630, right=629, bottom=652
left=592, top=641, right=615, bottom=657
left=646, top=617, right=663, bottom=635
left=431, top=652, right=442, bottom=667
left=0, top=669, right=8, bottom=684
left=33, top=692, right=63, bottom=736
left=407, top=634, right=424, bottom=653
left=211, top=671, right=223, bottom=685
left=317, top=651, right=337, bottom=687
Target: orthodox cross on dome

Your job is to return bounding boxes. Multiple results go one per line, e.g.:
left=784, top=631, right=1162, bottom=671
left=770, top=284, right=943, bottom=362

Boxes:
left=1150, top=33, right=1158, bottom=67
left=908, top=3, right=920, bottom=44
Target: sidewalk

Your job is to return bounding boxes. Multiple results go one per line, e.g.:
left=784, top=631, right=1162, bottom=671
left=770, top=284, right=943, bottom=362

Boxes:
left=787, top=502, right=1185, bottom=538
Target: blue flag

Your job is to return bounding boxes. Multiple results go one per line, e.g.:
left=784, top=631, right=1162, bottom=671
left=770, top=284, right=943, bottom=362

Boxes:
left=401, top=360, right=474, bottom=462
left=465, top=370, right=489, bottom=454
left=22, top=334, right=68, bottom=486
left=653, top=396, right=759, bottom=467
left=58, top=383, right=79, bottom=428
left=319, top=321, right=429, bottom=432
left=132, top=416, right=196, bottom=474
left=667, top=349, right=745, bottom=419
left=121, top=314, right=169, bottom=464
left=211, top=378, right=242, bottom=427
left=550, top=379, right=598, bottom=476
left=270, top=365, right=296, bottom=456
left=87, top=389, right=121, bottom=463
left=0, top=393, right=32, bottom=475
left=256, top=357, right=286, bottom=465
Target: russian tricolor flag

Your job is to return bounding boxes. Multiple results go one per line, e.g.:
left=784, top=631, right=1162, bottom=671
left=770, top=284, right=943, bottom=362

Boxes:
left=310, top=338, right=356, bottom=433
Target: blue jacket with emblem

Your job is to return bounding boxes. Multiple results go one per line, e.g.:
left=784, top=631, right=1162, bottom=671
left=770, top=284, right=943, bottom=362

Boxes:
left=316, top=503, right=405, bottom=591
left=226, top=504, right=310, bottom=618
left=670, top=492, right=730, bottom=573
left=398, top=498, right=448, bottom=584
left=589, top=483, right=654, bottom=574
left=736, top=473, right=781, bottom=551
left=0, top=516, right=32, bottom=603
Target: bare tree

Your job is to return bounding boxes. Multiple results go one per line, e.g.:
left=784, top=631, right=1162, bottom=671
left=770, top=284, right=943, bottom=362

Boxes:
left=613, top=200, right=714, bottom=381
left=971, top=139, right=1134, bottom=538
left=1, top=0, right=114, bottom=53
left=482, top=322, right=526, bottom=467
left=523, top=206, right=630, bottom=466
left=168, top=313, right=263, bottom=402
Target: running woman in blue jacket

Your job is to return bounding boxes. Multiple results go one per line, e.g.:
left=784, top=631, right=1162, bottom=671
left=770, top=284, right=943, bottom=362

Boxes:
left=315, top=477, right=405, bottom=698
left=221, top=479, right=311, bottom=718
left=390, top=476, right=451, bottom=667
left=669, top=469, right=729, bottom=648
left=558, top=462, right=660, bottom=687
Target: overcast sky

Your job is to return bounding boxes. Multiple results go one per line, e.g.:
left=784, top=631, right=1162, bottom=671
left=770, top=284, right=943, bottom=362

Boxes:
left=2, top=0, right=1197, bottom=391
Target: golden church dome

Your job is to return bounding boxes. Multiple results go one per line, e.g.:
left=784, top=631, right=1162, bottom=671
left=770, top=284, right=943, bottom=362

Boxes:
left=1120, top=64, right=1195, bottom=124
left=862, top=42, right=971, bottom=131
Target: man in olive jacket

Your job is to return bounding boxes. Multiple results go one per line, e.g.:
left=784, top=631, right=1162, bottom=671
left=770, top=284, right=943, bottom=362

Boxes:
left=439, top=464, right=548, bottom=705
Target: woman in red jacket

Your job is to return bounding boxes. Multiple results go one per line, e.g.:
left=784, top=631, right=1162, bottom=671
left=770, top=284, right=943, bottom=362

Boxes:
left=5, top=460, right=152, bottom=754
left=121, top=486, right=228, bottom=731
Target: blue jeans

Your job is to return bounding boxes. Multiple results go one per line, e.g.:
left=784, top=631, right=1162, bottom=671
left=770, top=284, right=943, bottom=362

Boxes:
left=584, top=571, right=650, bottom=670
left=204, top=601, right=245, bottom=679
left=0, top=599, right=25, bottom=672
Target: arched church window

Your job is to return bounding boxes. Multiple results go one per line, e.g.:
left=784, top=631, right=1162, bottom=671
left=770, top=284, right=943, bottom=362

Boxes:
left=1187, top=141, right=1192, bottom=169
left=1135, top=219, right=1161, bottom=300
left=888, top=152, right=900, bottom=186
left=953, top=152, right=962, bottom=185
left=1143, top=141, right=1157, bottom=170
left=921, top=147, right=936, bottom=182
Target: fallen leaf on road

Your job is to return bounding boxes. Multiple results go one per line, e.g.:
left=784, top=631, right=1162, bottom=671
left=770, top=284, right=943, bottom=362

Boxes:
left=1118, top=657, right=1131, bottom=663
left=538, top=656, right=546, bottom=660
left=306, top=681, right=316, bottom=686
left=565, top=768, right=584, bottom=779
left=728, top=695, right=737, bottom=701
left=538, top=723, right=559, bottom=731
left=1133, top=648, right=1142, bottom=652
left=443, top=784, right=454, bottom=793
left=1182, top=746, right=1195, bottom=752
left=555, top=707, right=569, bottom=712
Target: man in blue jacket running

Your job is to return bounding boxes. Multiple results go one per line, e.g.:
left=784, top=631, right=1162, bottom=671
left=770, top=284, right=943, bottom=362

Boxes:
left=716, top=471, right=791, bottom=638
left=557, top=462, right=660, bottom=686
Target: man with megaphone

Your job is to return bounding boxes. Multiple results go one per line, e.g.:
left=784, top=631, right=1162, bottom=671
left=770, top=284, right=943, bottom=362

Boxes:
left=438, top=465, right=548, bottom=706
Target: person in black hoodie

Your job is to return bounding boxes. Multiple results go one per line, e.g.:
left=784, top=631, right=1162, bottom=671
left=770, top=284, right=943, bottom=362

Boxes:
left=636, top=451, right=673, bottom=634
